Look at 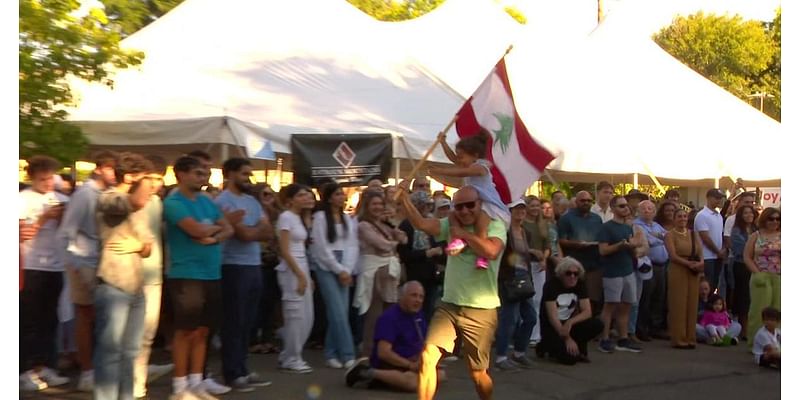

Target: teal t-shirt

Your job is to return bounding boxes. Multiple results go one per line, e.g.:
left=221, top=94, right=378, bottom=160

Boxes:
left=164, top=192, right=223, bottom=280
left=596, top=220, right=635, bottom=278
left=436, top=218, right=507, bottom=309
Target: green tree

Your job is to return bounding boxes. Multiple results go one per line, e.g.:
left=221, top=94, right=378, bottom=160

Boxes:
left=100, top=0, right=184, bottom=37
left=346, top=0, right=445, bottom=21
left=503, top=5, right=526, bottom=24
left=653, top=11, right=780, bottom=120
left=19, top=0, right=144, bottom=163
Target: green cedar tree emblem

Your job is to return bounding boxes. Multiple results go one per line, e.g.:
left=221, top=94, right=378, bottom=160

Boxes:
left=491, top=112, right=514, bottom=154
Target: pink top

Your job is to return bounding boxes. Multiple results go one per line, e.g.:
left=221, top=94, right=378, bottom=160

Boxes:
left=699, top=310, right=731, bottom=328
left=754, top=231, right=780, bottom=274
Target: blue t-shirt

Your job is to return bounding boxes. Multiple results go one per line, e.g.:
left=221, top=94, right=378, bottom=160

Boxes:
left=164, top=192, right=223, bottom=280
left=557, top=210, right=603, bottom=270
left=214, top=190, right=264, bottom=266
left=370, top=304, right=427, bottom=369
left=597, top=220, right=635, bottom=278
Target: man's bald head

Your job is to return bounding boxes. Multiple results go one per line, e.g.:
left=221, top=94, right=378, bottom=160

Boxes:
left=638, top=200, right=656, bottom=221
left=575, top=190, right=593, bottom=213
left=453, top=185, right=479, bottom=203
left=399, top=281, right=425, bottom=314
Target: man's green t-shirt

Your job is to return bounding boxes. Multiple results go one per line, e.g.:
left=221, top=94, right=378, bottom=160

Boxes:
left=436, top=218, right=507, bottom=309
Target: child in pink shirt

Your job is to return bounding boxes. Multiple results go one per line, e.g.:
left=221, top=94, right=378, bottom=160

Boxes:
left=699, top=294, right=731, bottom=345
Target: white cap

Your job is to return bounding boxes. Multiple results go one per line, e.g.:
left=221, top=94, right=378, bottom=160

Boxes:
left=435, top=198, right=451, bottom=209
left=507, top=198, right=526, bottom=209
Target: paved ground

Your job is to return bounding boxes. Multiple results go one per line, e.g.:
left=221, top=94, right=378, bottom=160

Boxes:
left=24, top=338, right=779, bottom=400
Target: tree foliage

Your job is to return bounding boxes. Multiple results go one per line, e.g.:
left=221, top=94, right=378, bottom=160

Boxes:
left=100, top=0, right=184, bottom=37
left=503, top=6, right=526, bottom=24
left=346, top=0, right=445, bottom=21
left=653, top=11, right=781, bottom=121
left=19, top=0, right=144, bottom=163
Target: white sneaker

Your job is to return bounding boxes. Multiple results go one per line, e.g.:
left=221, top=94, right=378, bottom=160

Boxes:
left=38, top=367, right=70, bottom=387
left=279, top=361, right=313, bottom=374
left=19, top=371, right=47, bottom=392
left=202, top=378, right=231, bottom=395
left=147, top=363, right=174, bottom=382
left=77, top=371, right=94, bottom=392
left=190, top=385, right=220, bottom=400
left=343, top=359, right=356, bottom=369
left=326, top=358, right=344, bottom=369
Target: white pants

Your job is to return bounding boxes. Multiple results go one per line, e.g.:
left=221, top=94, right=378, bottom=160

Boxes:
left=529, top=265, right=547, bottom=342
left=277, top=269, right=314, bottom=368
left=134, top=284, right=162, bottom=397
left=704, top=324, right=727, bottom=338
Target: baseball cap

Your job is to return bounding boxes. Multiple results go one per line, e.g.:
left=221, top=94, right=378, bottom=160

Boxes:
left=706, top=188, right=725, bottom=199
left=435, top=198, right=451, bottom=209
left=507, top=198, right=526, bottom=209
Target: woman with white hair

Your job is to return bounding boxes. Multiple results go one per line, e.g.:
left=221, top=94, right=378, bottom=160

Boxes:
left=536, top=257, right=604, bottom=365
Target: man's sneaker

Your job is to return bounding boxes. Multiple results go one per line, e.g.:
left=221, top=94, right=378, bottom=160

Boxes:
left=190, top=385, right=220, bottom=400
left=202, top=378, right=231, bottom=395
left=345, top=362, right=371, bottom=387
left=343, top=359, right=357, bottom=369
left=509, top=354, right=535, bottom=369
left=38, top=367, right=70, bottom=387
left=616, top=338, right=643, bottom=353
left=279, top=362, right=313, bottom=374
left=494, top=358, right=519, bottom=371
left=245, top=372, right=272, bottom=387
left=229, top=377, right=255, bottom=393
left=19, top=371, right=47, bottom=392
left=326, top=358, right=344, bottom=369
left=77, top=371, right=94, bottom=392
left=598, top=339, right=615, bottom=353
left=147, top=364, right=174, bottom=382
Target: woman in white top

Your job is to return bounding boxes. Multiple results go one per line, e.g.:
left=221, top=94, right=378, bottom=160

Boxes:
left=276, top=184, right=316, bottom=373
left=310, top=182, right=360, bottom=369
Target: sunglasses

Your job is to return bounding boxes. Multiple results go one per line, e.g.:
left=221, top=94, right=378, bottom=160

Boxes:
left=616, top=204, right=629, bottom=209
left=454, top=201, right=477, bottom=211
left=564, top=270, right=580, bottom=277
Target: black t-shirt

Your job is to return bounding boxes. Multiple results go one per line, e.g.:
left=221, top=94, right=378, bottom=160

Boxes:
left=539, top=278, right=588, bottom=333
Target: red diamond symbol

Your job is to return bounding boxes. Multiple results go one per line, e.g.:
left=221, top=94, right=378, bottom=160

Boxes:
left=333, top=142, right=356, bottom=168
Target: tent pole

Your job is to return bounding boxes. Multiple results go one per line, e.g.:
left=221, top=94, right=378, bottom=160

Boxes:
left=395, top=158, right=400, bottom=184
left=633, top=173, right=639, bottom=190
left=714, top=177, right=720, bottom=189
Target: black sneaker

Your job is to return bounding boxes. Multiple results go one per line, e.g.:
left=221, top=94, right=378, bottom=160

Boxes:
left=598, top=339, right=615, bottom=353
left=615, top=338, right=643, bottom=353
left=345, top=362, right=371, bottom=387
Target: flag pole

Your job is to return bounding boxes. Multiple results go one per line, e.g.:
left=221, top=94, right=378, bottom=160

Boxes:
left=394, top=44, right=515, bottom=198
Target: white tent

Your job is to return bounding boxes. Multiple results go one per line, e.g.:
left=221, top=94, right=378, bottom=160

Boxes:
left=67, top=0, right=467, bottom=166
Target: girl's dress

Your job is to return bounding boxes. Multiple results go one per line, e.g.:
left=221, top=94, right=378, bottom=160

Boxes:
left=465, top=159, right=511, bottom=228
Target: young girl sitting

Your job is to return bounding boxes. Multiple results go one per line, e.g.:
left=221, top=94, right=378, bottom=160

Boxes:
left=699, top=294, right=735, bottom=346
left=429, top=129, right=510, bottom=269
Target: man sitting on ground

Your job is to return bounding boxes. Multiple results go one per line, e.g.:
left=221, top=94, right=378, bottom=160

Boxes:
left=346, top=281, right=444, bottom=392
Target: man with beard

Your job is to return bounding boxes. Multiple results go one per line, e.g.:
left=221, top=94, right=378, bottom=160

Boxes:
left=164, top=156, right=233, bottom=399
left=213, top=158, right=274, bottom=392
left=558, top=191, right=604, bottom=315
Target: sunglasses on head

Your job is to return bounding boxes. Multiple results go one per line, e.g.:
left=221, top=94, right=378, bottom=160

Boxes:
left=564, top=270, right=580, bottom=277
left=454, top=201, right=477, bottom=211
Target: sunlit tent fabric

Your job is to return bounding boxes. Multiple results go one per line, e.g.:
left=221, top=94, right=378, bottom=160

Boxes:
left=67, top=0, right=468, bottom=165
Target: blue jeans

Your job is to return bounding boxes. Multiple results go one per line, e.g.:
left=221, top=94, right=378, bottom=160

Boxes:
left=495, top=291, right=537, bottom=356
left=221, top=265, right=263, bottom=383
left=94, top=283, right=145, bottom=400
left=315, top=252, right=355, bottom=362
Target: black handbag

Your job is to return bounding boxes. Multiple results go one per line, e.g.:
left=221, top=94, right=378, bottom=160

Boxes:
left=504, top=267, right=535, bottom=302
left=687, top=229, right=700, bottom=262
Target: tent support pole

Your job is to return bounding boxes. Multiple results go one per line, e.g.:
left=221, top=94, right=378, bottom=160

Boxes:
left=633, top=173, right=639, bottom=190
left=395, top=158, right=400, bottom=184
left=714, top=177, right=720, bottom=189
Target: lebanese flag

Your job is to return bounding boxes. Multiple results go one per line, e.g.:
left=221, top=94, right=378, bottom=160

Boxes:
left=455, top=58, right=555, bottom=204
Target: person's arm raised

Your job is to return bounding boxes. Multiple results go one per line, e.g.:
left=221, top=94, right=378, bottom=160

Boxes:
left=428, top=163, right=486, bottom=178
left=395, top=180, right=440, bottom=237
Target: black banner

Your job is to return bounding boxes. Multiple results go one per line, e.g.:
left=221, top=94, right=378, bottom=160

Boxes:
left=291, top=134, right=392, bottom=187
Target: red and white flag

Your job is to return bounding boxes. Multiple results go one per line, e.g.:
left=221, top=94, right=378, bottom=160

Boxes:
left=455, top=58, right=555, bottom=204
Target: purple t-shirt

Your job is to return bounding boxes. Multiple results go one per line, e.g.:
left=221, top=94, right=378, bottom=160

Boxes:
left=370, top=304, right=427, bottom=369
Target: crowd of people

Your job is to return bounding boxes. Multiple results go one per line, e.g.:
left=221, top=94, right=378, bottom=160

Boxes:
left=19, top=144, right=780, bottom=400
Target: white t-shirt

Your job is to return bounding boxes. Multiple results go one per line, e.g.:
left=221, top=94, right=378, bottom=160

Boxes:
left=694, top=206, right=724, bottom=260
left=723, top=215, right=736, bottom=238
left=752, top=326, right=780, bottom=364
left=19, top=189, right=70, bottom=272
left=591, top=204, right=615, bottom=223
left=276, top=210, right=308, bottom=272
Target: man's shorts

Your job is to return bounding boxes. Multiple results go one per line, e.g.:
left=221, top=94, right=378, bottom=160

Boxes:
left=67, top=265, right=97, bottom=306
left=168, top=279, right=222, bottom=330
left=425, top=302, right=498, bottom=371
left=602, top=273, right=637, bottom=304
